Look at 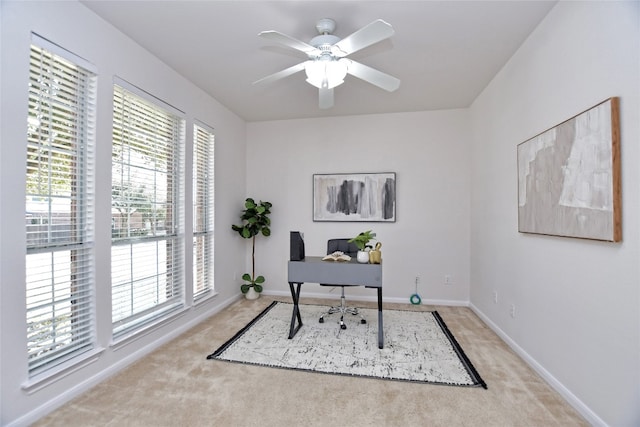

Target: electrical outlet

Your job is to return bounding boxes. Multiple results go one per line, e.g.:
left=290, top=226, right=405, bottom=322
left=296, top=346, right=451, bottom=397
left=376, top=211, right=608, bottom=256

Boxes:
left=510, top=304, right=516, bottom=318
left=444, top=275, right=452, bottom=285
left=492, top=291, right=498, bottom=304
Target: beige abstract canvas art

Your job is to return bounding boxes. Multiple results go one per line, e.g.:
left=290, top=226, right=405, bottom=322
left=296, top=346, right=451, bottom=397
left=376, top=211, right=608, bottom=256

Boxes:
left=517, top=97, right=621, bottom=241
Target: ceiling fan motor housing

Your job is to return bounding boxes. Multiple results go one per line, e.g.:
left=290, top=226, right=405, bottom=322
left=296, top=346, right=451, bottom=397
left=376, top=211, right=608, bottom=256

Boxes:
left=310, top=18, right=340, bottom=56
left=309, top=34, right=340, bottom=53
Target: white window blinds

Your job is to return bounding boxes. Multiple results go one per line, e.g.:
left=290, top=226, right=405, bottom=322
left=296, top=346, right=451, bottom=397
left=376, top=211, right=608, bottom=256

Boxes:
left=111, top=83, right=185, bottom=338
left=193, top=123, right=215, bottom=299
left=25, top=40, right=97, bottom=376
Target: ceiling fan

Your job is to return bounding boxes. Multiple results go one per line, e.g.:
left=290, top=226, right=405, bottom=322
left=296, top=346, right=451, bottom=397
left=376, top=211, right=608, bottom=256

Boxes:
left=254, top=18, right=400, bottom=109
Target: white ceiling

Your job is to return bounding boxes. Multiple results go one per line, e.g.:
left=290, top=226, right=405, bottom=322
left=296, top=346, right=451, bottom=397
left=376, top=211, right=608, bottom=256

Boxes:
left=81, top=0, right=556, bottom=122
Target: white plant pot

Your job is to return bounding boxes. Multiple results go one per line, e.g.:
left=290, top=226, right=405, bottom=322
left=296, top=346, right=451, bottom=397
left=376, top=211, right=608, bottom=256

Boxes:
left=245, top=287, right=260, bottom=300
left=356, top=251, right=369, bottom=264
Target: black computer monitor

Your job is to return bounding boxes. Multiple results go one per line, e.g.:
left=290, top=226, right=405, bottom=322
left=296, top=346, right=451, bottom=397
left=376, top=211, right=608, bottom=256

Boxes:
left=290, top=231, right=305, bottom=261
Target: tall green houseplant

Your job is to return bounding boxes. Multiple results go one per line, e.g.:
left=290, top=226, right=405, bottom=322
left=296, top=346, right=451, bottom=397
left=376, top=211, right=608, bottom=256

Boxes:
left=231, top=198, right=272, bottom=294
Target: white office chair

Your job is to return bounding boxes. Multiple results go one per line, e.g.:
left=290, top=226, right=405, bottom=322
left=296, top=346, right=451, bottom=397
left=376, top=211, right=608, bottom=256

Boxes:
left=319, top=238, right=367, bottom=330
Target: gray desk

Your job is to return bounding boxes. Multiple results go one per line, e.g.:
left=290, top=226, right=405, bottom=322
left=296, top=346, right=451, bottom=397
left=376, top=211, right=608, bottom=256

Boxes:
left=287, top=256, right=384, bottom=348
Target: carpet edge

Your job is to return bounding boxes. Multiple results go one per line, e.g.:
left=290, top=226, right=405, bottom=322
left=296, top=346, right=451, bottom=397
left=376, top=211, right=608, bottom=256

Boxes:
left=206, top=300, right=279, bottom=359
left=432, top=311, right=488, bottom=389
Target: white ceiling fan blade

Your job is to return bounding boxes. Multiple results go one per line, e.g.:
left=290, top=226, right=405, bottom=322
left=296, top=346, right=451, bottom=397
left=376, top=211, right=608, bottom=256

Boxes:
left=331, top=19, right=395, bottom=57
left=319, top=87, right=334, bottom=109
left=253, top=61, right=309, bottom=85
left=344, top=59, right=400, bottom=92
left=259, top=30, right=321, bottom=56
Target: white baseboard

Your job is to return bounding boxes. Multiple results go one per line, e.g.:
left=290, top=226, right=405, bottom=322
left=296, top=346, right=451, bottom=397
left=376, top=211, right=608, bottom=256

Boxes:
left=263, top=290, right=470, bottom=307
left=469, top=302, right=607, bottom=427
left=10, top=293, right=241, bottom=427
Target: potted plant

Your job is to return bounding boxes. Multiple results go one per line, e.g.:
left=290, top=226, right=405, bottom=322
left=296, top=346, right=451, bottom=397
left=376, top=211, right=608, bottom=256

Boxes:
left=349, top=230, right=376, bottom=263
left=231, top=198, right=272, bottom=299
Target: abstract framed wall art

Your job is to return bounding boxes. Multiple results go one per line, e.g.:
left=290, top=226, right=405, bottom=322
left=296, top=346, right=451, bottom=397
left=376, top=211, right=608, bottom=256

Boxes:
left=517, top=97, right=621, bottom=241
left=313, top=172, right=396, bottom=222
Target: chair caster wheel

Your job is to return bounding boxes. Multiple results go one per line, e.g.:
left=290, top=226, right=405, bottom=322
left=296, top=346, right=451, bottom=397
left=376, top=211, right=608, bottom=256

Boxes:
left=361, top=319, right=367, bottom=324
left=319, top=318, right=324, bottom=323
left=340, top=324, right=347, bottom=330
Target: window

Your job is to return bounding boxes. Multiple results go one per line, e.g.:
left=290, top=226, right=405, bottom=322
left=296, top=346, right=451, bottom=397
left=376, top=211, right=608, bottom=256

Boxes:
left=111, top=82, right=185, bottom=338
left=193, top=123, right=215, bottom=299
left=25, top=38, right=97, bottom=376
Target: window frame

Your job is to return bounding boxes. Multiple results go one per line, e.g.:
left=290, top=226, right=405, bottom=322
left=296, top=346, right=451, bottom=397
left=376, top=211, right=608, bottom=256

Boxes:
left=192, top=121, right=215, bottom=301
left=110, top=78, right=186, bottom=340
left=25, top=34, right=98, bottom=378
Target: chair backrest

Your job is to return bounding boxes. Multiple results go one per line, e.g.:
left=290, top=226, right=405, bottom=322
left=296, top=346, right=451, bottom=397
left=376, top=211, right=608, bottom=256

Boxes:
left=327, top=239, right=359, bottom=257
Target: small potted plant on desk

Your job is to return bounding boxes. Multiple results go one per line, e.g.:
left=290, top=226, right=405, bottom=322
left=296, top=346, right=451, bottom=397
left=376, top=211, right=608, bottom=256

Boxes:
left=349, top=230, right=376, bottom=264
left=231, top=198, right=272, bottom=299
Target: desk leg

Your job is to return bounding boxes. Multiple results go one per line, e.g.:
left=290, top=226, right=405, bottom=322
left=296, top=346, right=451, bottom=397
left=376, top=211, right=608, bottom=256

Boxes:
left=377, top=287, right=384, bottom=349
left=288, top=282, right=303, bottom=339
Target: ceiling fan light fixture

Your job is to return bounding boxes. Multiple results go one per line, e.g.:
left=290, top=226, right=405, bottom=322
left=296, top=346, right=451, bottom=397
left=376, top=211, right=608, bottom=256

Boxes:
left=256, top=18, right=399, bottom=108
left=304, top=58, right=347, bottom=89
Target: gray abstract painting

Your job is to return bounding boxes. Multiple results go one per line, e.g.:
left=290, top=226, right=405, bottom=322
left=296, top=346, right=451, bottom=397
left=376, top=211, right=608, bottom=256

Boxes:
left=517, top=98, right=621, bottom=241
left=313, top=173, right=396, bottom=222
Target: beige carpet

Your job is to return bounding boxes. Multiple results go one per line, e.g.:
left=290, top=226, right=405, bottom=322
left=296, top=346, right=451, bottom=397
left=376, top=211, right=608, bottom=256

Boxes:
left=34, top=296, right=588, bottom=426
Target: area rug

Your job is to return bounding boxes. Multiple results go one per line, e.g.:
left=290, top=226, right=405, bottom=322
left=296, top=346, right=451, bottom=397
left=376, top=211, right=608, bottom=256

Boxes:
left=208, top=301, right=486, bottom=388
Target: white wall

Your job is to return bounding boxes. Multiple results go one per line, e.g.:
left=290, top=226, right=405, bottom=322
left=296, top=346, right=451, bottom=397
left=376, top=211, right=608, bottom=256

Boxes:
left=0, top=1, right=247, bottom=425
left=246, top=110, right=471, bottom=305
left=469, top=2, right=639, bottom=426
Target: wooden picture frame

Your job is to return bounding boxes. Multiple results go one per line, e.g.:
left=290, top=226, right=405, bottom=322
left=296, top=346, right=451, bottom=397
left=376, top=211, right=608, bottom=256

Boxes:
left=517, top=97, right=621, bottom=241
left=313, top=172, right=396, bottom=222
